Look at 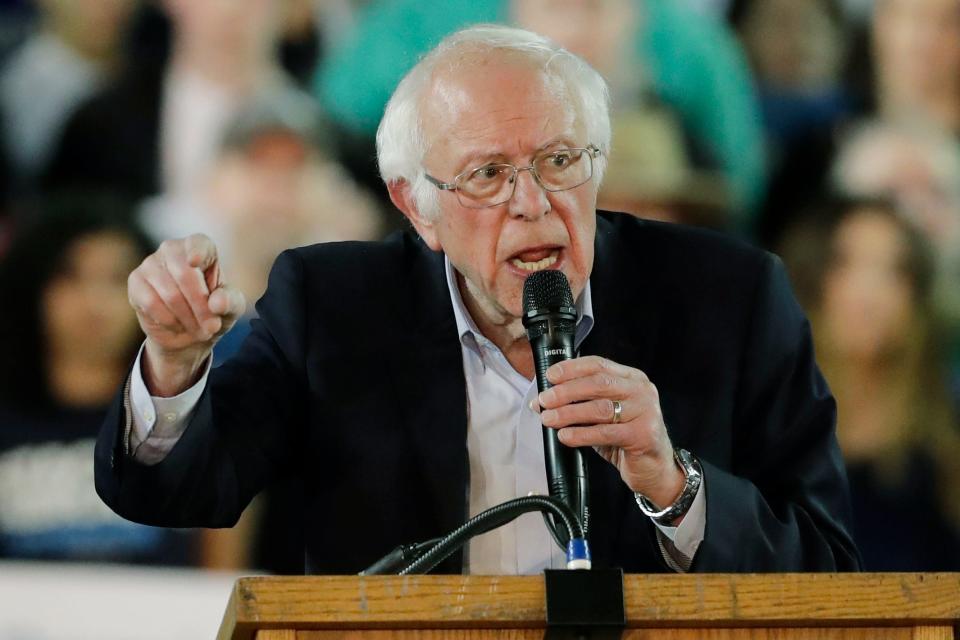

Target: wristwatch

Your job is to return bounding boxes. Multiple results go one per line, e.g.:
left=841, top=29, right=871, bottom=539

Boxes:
left=634, top=448, right=702, bottom=526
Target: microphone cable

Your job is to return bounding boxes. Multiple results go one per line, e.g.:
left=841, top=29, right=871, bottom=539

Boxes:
left=361, top=494, right=590, bottom=575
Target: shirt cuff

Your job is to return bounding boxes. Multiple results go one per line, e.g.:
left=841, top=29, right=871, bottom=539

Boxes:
left=127, top=343, right=211, bottom=465
left=651, top=477, right=706, bottom=571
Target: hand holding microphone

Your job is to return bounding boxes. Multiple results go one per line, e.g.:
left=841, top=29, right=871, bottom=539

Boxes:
left=522, top=270, right=589, bottom=543
left=523, top=270, right=687, bottom=523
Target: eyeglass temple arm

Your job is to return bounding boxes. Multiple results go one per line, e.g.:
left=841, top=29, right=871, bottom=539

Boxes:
left=423, top=173, right=456, bottom=190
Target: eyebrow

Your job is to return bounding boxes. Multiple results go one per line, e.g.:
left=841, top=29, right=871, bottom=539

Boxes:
left=454, top=136, right=579, bottom=174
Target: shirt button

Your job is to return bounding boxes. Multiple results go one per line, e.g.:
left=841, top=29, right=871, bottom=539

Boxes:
left=163, top=412, right=178, bottom=423
left=144, top=411, right=154, bottom=422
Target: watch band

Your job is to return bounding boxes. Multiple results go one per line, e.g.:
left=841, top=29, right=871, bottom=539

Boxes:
left=634, top=448, right=703, bottom=526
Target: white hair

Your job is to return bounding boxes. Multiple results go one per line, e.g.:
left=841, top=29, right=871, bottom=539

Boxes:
left=376, top=24, right=611, bottom=220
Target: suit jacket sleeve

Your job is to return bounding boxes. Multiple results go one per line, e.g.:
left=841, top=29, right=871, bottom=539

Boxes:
left=95, top=249, right=309, bottom=528
left=692, top=253, right=861, bottom=571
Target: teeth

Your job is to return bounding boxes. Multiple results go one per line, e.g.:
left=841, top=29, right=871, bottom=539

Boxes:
left=511, top=252, right=558, bottom=271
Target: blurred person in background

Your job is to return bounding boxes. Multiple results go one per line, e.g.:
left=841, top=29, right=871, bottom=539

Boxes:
left=43, top=0, right=317, bottom=204
left=316, top=0, right=765, bottom=228
left=831, top=119, right=960, bottom=346
left=871, top=0, right=960, bottom=137
left=728, top=0, right=855, bottom=248
left=780, top=196, right=960, bottom=571
left=0, top=195, right=198, bottom=564
left=0, top=0, right=136, bottom=195
left=731, top=0, right=851, bottom=147
left=276, top=0, right=322, bottom=88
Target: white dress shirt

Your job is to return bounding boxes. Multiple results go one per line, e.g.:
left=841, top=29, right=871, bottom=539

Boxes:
left=127, top=257, right=705, bottom=572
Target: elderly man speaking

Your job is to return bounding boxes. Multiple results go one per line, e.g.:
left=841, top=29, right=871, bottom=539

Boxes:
left=95, top=25, right=860, bottom=574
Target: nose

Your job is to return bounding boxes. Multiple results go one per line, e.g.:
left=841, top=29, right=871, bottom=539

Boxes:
left=507, top=167, right=550, bottom=220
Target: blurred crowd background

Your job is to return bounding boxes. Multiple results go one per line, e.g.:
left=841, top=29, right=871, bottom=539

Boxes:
left=0, top=0, right=959, bottom=596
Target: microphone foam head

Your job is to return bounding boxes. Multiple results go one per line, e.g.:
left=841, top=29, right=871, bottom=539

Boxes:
left=523, top=269, right=574, bottom=314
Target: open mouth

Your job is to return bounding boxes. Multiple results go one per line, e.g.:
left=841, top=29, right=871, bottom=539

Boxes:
left=509, top=247, right=561, bottom=272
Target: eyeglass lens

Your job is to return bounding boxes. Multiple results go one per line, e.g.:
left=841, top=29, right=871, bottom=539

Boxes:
left=456, top=148, right=593, bottom=208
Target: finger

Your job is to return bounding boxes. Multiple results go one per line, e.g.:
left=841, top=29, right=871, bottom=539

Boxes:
left=206, top=285, right=246, bottom=336
left=183, top=234, right=219, bottom=271
left=141, top=261, right=207, bottom=337
left=161, top=250, right=219, bottom=331
left=205, top=260, right=221, bottom=293
left=538, top=372, right=634, bottom=409
left=541, top=398, right=622, bottom=428
left=557, top=423, right=631, bottom=448
left=208, top=284, right=246, bottom=320
left=128, top=271, right=181, bottom=329
left=546, top=355, right=641, bottom=385
left=138, top=288, right=192, bottom=340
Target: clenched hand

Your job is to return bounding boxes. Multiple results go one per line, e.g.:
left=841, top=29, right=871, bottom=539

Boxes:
left=127, top=234, right=245, bottom=396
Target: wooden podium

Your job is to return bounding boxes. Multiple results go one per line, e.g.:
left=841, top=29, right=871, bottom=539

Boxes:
left=217, top=573, right=960, bottom=640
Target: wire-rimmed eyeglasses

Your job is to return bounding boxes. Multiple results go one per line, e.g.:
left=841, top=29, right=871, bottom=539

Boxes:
left=424, top=145, right=601, bottom=209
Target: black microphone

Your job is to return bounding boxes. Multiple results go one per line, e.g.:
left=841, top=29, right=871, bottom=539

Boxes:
left=522, top=270, right=589, bottom=547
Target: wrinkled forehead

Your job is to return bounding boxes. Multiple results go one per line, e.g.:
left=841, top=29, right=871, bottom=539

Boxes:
left=419, top=52, right=581, bottom=154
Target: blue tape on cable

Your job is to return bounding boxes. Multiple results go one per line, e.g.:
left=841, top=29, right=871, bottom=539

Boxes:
left=566, top=537, right=592, bottom=569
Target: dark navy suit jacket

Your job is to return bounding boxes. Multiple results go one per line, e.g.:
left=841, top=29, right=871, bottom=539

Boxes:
left=95, top=212, right=861, bottom=573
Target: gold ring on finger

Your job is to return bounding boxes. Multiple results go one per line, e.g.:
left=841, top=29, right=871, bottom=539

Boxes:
left=612, top=399, right=623, bottom=424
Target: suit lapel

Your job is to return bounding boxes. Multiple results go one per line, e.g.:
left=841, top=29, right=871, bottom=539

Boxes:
left=388, top=238, right=468, bottom=572
left=579, top=214, right=664, bottom=563
left=580, top=214, right=661, bottom=368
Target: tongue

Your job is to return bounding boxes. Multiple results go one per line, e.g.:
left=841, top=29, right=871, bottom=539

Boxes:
left=515, top=248, right=554, bottom=263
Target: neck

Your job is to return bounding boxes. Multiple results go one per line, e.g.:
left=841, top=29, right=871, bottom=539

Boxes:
left=457, top=273, right=535, bottom=379
left=834, top=359, right=905, bottom=462
left=47, top=353, right=124, bottom=408
left=844, top=357, right=888, bottom=388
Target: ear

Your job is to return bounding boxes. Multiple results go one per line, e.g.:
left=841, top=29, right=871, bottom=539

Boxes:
left=387, top=179, right=442, bottom=251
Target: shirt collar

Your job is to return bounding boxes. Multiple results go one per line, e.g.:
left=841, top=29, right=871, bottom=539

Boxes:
left=443, top=255, right=595, bottom=355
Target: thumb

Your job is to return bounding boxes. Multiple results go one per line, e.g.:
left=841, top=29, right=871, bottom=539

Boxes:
left=208, top=283, right=246, bottom=321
